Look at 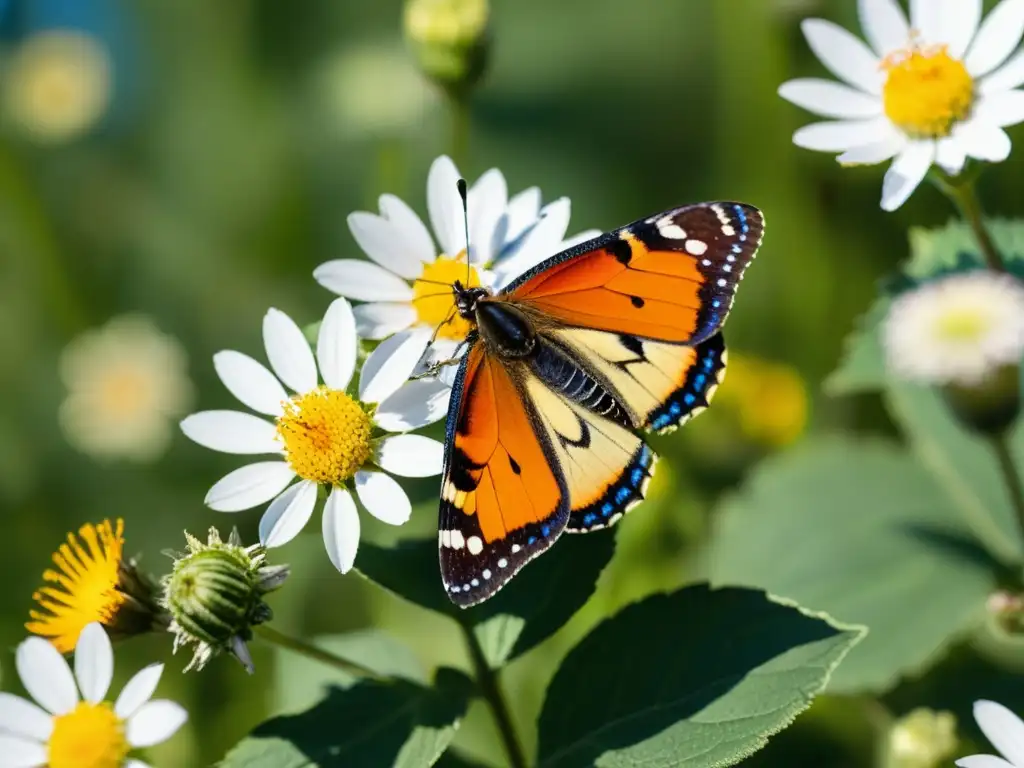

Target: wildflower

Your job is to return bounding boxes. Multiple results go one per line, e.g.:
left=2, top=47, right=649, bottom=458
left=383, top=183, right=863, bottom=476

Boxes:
left=4, top=29, right=112, bottom=143
left=0, top=622, right=187, bottom=768
left=779, top=0, right=1024, bottom=210
left=59, top=315, right=193, bottom=462
left=715, top=354, right=808, bottom=447
left=957, top=699, right=1024, bottom=767
left=314, top=155, right=598, bottom=377
left=162, top=527, right=288, bottom=673
left=180, top=299, right=444, bottom=572
left=26, top=519, right=165, bottom=654
left=404, top=0, right=490, bottom=94
left=885, top=708, right=958, bottom=768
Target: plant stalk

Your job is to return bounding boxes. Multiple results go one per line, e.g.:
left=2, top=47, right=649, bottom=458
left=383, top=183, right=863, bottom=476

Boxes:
left=938, top=174, right=1006, bottom=273
left=255, top=625, right=384, bottom=681
left=459, top=621, right=528, bottom=768
left=990, top=433, right=1024, bottom=562
left=448, top=91, right=471, bottom=168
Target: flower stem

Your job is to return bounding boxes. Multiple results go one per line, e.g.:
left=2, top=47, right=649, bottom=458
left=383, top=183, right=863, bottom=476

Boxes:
left=448, top=91, right=471, bottom=168
left=458, top=621, right=529, bottom=768
left=936, top=173, right=1006, bottom=273
left=254, top=625, right=385, bottom=681
left=990, top=433, right=1024, bottom=563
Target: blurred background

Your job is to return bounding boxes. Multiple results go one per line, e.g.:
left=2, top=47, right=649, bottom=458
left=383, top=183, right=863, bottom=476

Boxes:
left=3, top=0, right=1024, bottom=765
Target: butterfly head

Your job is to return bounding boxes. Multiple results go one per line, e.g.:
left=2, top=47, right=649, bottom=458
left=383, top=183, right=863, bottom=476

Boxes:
left=453, top=280, right=490, bottom=320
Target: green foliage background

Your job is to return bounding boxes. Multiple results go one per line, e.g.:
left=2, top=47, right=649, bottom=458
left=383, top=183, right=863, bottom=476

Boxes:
left=3, top=0, right=1024, bottom=765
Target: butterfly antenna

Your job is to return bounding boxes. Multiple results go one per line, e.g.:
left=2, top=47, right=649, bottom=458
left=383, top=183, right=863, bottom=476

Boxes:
left=457, top=178, right=471, bottom=286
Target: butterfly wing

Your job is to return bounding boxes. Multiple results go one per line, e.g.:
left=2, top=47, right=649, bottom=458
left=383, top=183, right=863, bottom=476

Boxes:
left=504, top=202, right=763, bottom=346
left=439, top=343, right=569, bottom=607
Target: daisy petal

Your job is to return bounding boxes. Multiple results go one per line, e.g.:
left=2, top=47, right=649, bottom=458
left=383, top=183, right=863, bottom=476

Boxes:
left=910, top=0, right=943, bottom=41
left=793, top=117, right=893, bottom=151
left=353, top=303, right=417, bottom=340
left=213, top=351, right=287, bottom=417
left=974, top=700, right=1024, bottom=765
left=975, top=90, right=1024, bottom=127
left=427, top=155, right=466, bottom=257
left=317, top=298, right=357, bottom=391
left=180, top=411, right=280, bottom=455
left=859, top=0, right=910, bottom=56
left=74, top=623, right=113, bottom=704
left=313, top=260, right=415, bottom=302
left=801, top=19, right=884, bottom=95
left=114, top=664, right=164, bottom=720
left=374, top=378, right=452, bottom=431
left=263, top=309, right=318, bottom=394
left=955, top=757, right=1015, bottom=768
left=982, top=50, right=1024, bottom=95
left=0, top=694, right=52, bottom=742
left=493, top=198, right=571, bottom=285
left=379, top=193, right=436, bottom=264
left=778, top=78, right=882, bottom=118
left=0, top=735, right=47, bottom=768
left=348, top=212, right=425, bottom=279
left=506, top=187, right=542, bottom=242
left=126, top=700, right=188, bottom=748
left=838, top=135, right=906, bottom=165
left=957, top=121, right=1013, bottom=161
left=560, top=229, right=603, bottom=250
left=322, top=486, right=360, bottom=573
left=359, top=326, right=432, bottom=405
left=965, top=0, right=1024, bottom=78
left=204, top=462, right=296, bottom=512
left=355, top=470, right=412, bottom=525
left=125, top=761, right=153, bottom=768
left=943, top=0, right=983, bottom=58
left=259, top=479, right=318, bottom=548
left=468, top=168, right=508, bottom=265
left=936, top=137, right=968, bottom=175
left=16, top=637, right=77, bottom=716
left=880, top=141, right=936, bottom=211
left=374, top=434, right=444, bottom=477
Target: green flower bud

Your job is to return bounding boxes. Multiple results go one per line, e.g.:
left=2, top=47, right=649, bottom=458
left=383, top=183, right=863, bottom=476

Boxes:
left=883, top=708, right=958, bottom=768
left=161, top=527, right=289, bottom=673
left=942, top=364, right=1021, bottom=436
left=404, top=0, right=489, bottom=95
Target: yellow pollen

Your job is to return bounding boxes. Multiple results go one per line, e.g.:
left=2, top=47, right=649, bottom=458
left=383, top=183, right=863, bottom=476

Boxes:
left=882, top=43, right=974, bottom=138
left=48, top=701, right=129, bottom=768
left=276, top=387, right=373, bottom=484
left=934, top=308, right=989, bottom=342
left=27, top=520, right=126, bottom=654
left=412, top=254, right=482, bottom=341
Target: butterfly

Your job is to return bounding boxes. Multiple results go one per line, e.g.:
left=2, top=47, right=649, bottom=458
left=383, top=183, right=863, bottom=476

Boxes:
left=437, top=201, right=764, bottom=607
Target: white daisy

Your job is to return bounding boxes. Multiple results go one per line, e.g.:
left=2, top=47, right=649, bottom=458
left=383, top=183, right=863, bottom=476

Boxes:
left=957, top=699, right=1024, bottom=767
left=779, top=0, right=1024, bottom=210
left=0, top=622, right=187, bottom=768
left=883, top=271, right=1024, bottom=385
left=313, top=154, right=599, bottom=372
left=179, top=298, right=445, bottom=573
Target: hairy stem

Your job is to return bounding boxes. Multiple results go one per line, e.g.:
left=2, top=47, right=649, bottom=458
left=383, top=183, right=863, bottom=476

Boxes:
left=937, top=173, right=1006, bottom=273
left=255, top=625, right=384, bottom=680
left=990, top=433, right=1024, bottom=563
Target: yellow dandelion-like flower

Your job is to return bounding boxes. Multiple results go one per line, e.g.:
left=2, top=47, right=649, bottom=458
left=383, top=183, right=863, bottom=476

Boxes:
left=27, top=519, right=164, bottom=653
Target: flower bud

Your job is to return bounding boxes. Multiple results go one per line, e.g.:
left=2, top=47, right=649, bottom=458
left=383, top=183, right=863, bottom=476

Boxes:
left=883, top=708, right=958, bottom=768
left=162, top=527, right=289, bottom=673
left=942, top=364, right=1021, bottom=436
left=404, top=0, right=489, bottom=95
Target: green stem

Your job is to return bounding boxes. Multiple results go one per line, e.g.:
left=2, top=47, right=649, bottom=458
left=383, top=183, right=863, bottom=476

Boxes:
left=936, top=172, right=1006, bottom=273
left=458, top=621, right=528, bottom=768
left=254, top=625, right=385, bottom=681
left=990, top=433, right=1024, bottom=562
left=448, top=91, right=471, bottom=168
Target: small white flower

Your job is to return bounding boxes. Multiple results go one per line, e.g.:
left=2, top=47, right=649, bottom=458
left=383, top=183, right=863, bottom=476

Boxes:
left=59, top=315, right=193, bottom=462
left=180, top=298, right=445, bottom=573
left=313, top=154, right=598, bottom=372
left=957, top=699, right=1024, bottom=767
left=883, top=271, right=1024, bottom=386
left=4, top=29, right=112, bottom=144
left=779, top=0, right=1024, bottom=210
left=0, top=622, right=187, bottom=768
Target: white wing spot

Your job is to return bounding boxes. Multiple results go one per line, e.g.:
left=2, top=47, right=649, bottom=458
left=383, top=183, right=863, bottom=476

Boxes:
left=717, top=278, right=728, bottom=287
left=701, top=259, right=712, bottom=266
left=511, top=544, right=521, bottom=554
left=471, top=578, right=480, bottom=587
left=450, top=530, right=465, bottom=550
left=723, top=264, right=732, bottom=273
left=498, top=557, right=509, bottom=568
left=483, top=569, right=492, bottom=579
left=659, top=223, right=688, bottom=240
left=467, top=535, right=484, bottom=555
left=721, top=224, right=736, bottom=237
left=685, top=239, right=708, bottom=256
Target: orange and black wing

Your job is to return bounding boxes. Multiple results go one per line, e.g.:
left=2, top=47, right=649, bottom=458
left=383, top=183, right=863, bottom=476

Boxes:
left=503, top=202, right=764, bottom=346
left=439, top=343, right=569, bottom=607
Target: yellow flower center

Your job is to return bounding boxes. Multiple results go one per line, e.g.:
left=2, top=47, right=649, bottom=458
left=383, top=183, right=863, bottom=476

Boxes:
left=935, top=308, right=989, bottom=342
left=276, top=387, right=373, bottom=484
left=48, top=701, right=129, bottom=768
left=27, top=520, right=126, bottom=653
left=412, top=254, right=482, bottom=341
left=882, top=44, right=974, bottom=138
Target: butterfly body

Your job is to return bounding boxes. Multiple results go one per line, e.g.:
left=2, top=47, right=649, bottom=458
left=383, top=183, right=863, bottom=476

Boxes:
left=439, top=202, right=764, bottom=607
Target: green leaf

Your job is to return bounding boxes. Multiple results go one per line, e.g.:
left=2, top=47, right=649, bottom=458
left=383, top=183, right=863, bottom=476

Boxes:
left=707, top=438, right=996, bottom=693
left=906, top=219, right=1024, bottom=279
left=536, top=584, right=863, bottom=768
left=358, top=530, right=616, bottom=667
left=222, top=668, right=473, bottom=768
left=824, top=297, right=890, bottom=396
